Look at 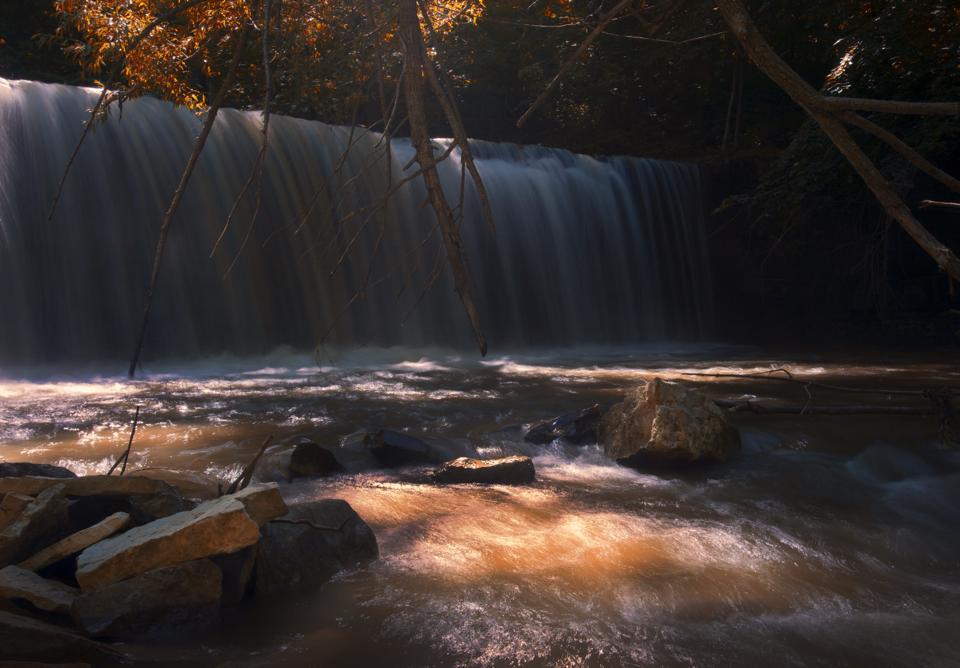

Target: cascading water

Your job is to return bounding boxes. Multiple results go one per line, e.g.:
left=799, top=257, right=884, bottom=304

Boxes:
left=0, top=79, right=712, bottom=365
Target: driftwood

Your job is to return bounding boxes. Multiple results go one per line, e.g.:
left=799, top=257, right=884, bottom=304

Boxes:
left=920, top=200, right=960, bottom=213
left=107, top=407, right=141, bottom=476
left=226, top=434, right=273, bottom=495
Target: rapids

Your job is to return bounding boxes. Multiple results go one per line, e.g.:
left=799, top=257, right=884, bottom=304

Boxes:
left=1, top=347, right=958, bottom=666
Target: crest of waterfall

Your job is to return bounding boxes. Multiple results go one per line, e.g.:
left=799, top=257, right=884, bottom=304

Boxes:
left=0, top=78, right=713, bottom=364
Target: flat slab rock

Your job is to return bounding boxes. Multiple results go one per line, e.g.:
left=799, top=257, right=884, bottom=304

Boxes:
left=0, top=463, right=76, bottom=479
left=0, top=494, right=34, bottom=533
left=433, top=456, right=536, bottom=484
left=0, top=565, right=78, bottom=614
left=75, top=484, right=285, bottom=591
left=72, top=558, right=222, bottom=640
left=19, top=512, right=131, bottom=572
left=0, top=475, right=178, bottom=499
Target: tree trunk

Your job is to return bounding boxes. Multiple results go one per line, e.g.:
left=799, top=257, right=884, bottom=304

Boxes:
left=398, top=0, right=487, bottom=355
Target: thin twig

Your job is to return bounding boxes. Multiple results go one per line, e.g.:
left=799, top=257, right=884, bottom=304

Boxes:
left=107, top=406, right=141, bottom=476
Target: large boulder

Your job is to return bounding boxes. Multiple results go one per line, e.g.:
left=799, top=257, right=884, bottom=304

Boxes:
left=524, top=405, right=603, bottom=445
left=599, top=379, right=740, bottom=467
left=254, top=500, right=378, bottom=597
left=0, top=610, right=125, bottom=664
left=0, top=485, right=69, bottom=568
left=0, top=463, right=76, bottom=479
left=433, top=456, right=535, bottom=485
left=71, top=559, right=222, bottom=640
left=0, top=565, right=78, bottom=614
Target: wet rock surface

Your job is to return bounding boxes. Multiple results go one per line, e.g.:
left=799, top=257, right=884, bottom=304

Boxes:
left=433, top=456, right=536, bottom=485
left=599, top=378, right=741, bottom=467
left=524, top=404, right=604, bottom=445
left=0, top=463, right=76, bottom=479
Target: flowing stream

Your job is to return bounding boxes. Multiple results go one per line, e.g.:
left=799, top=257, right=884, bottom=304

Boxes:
left=1, top=347, right=958, bottom=666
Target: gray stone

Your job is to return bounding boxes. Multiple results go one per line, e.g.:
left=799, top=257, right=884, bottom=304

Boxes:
left=72, top=559, right=222, bottom=640
left=290, top=442, right=343, bottom=479
left=0, top=486, right=68, bottom=568
left=524, top=404, right=604, bottom=445
left=76, top=496, right=260, bottom=591
left=0, top=610, right=124, bottom=663
left=599, top=378, right=741, bottom=467
left=433, top=456, right=536, bottom=484
left=0, top=494, right=33, bottom=533
left=0, top=565, right=78, bottom=614
left=255, top=500, right=378, bottom=597
left=212, top=546, right=256, bottom=605
left=19, top=512, right=131, bottom=572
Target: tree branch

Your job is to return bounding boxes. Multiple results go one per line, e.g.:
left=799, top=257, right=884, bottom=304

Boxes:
left=820, top=97, right=960, bottom=116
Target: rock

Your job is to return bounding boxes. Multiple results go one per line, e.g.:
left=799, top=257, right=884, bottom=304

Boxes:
left=336, top=430, right=476, bottom=470
left=72, top=559, right=221, bottom=640
left=599, top=379, right=741, bottom=467
left=289, top=442, right=343, bottom=479
left=0, top=610, right=123, bottom=663
left=0, top=475, right=179, bottom=499
left=0, top=464, right=76, bottom=480
left=524, top=404, right=604, bottom=445
left=75, top=497, right=260, bottom=592
left=122, top=469, right=222, bottom=501
left=255, top=500, right=378, bottom=597
left=212, top=546, right=256, bottom=605
left=0, top=494, right=33, bottom=532
left=0, top=565, right=78, bottom=614
left=433, top=456, right=536, bottom=484
left=0, top=486, right=69, bottom=568
left=227, top=483, right=287, bottom=526
left=19, top=512, right=131, bottom=572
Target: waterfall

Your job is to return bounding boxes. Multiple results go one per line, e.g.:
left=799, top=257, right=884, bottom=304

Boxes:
left=0, top=78, right=713, bottom=365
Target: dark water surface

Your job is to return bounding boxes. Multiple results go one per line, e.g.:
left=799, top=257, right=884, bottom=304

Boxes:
left=1, top=346, right=958, bottom=666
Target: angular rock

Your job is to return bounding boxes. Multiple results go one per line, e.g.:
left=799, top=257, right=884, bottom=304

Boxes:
left=599, top=379, right=741, bottom=467
left=0, top=463, right=76, bottom=479
left=289, top=442, right=343, bottom=479
left=524, top=404, right=604, bottom=445
left=227, top=483, right=287, bottom=526
left=0, top=494, right=33, bottom=532
left=0, top=486, right=69, bottom=568
left=72, top=559, right=222, bottom=639
left=434, top=456, right=536, bottom=484
left=75, top=497, right=260, bottom=591
left=0, top=610, right=123, bottom=663
left=19, top=512, right=131, bottom=572
left=0, top=565, right=78, bottom=614
left=255, top=500, right=378, bottom=597
left=0, top=475, right=179, bottom=499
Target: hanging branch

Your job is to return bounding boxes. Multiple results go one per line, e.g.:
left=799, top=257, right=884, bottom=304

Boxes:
left=48, top=0, right=212, bottom=224
left=127, top=25, right=250, bottom=378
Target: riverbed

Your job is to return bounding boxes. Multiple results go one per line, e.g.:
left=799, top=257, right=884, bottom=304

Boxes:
left=1, top=345, right=958, bottom=666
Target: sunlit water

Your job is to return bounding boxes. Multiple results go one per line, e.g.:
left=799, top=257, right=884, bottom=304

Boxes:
left=1, top=346, right=959, bottom=666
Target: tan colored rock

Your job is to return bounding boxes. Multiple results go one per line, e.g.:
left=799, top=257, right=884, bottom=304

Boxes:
left=72, top=559, right=222, bottom=639
left=125, top=469, right=222, bottom=500
left=228, top=483, right=287, bottom=525
left=19, top=512, right=131, bottom=572
left=599, top=378, right=741, bottom=467
left=0, top=610, right=123, bottom=664
left=0, top=475, right=177, bottom=499
left=433, top=456, right=535, bottom=484
left=0, top=486, right=68, bottom=568
left=75, top=497, right=260, bottom=592
left=0, top=494, right=33, bottom=532
left=0, top=565, right=78, bottom=614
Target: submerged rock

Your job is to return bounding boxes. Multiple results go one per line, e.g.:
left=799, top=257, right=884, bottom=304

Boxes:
left=255, top=500, right=378, bottom=597
left=599, top=379, right=740, bottom=467
left=433, top=456, right=536, bottom=485
left=0, top=485, right=69, bottom=568
left=336, top=429, right=475, bottom=470
left=72, top=559, right=222, bottom=640
left=0, top=565, right=78, bottom=614
left=524, top=404, right=604, bottom=445
left=0, top=463, right=76, bottom=479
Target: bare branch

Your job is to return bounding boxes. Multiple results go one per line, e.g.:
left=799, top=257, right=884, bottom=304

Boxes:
left=821, top=97, right=960, bottom=116
left=920, top=200, right=960, bottom=213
